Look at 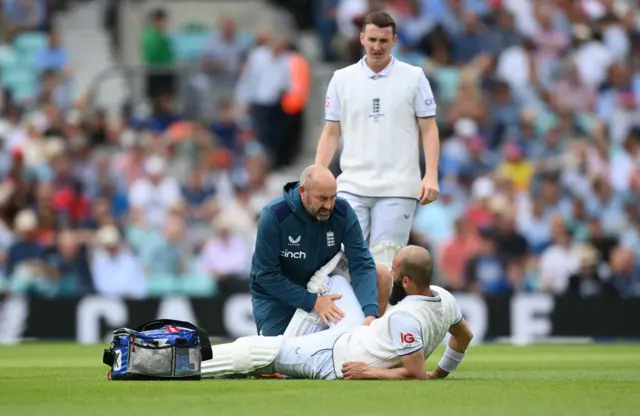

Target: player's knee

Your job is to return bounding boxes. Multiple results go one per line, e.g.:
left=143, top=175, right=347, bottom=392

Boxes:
left=375, top=263, right=392, bottom=297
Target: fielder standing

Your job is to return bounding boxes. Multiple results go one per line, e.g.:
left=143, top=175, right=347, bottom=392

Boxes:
left=315, top=11, right=441, bottom=269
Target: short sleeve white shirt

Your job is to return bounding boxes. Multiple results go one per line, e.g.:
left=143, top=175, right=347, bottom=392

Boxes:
left=323, top=56, right=437, bottom=198
left=324, top=57, right=436, bottom=122
left=388, top=312, right=424, bottom=356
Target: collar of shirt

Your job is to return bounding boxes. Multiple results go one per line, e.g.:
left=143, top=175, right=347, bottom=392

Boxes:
left=360, top=55, right=396, bottom=80
left=404, top=292, right=441, bottom=302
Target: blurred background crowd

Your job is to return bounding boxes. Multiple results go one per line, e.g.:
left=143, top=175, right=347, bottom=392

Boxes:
left=0, top=0, right=639, bottom=301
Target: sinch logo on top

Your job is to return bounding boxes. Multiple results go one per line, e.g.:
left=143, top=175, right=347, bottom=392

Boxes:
left=281, top=249, right=306, bottom=259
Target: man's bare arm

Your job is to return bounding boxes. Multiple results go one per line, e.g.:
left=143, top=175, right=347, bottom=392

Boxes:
left=342, top=349, right=427, bottom=380
left=315, top=121, right=341, bottom=167
left=418, top=117, right=440, bottom=183
left=429, top=318, right=473, bottom=379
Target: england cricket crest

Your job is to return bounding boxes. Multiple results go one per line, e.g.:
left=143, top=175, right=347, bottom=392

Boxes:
left=369, top=98, right=384, bottom=123
left=326, top=231, right=335, bottom=247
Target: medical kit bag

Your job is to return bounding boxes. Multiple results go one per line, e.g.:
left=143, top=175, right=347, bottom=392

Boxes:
left=102, top=319, right=213, bottom=380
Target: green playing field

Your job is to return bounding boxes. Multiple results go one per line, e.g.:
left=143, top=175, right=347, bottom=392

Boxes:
left=0, top=342, right=638, bottom=416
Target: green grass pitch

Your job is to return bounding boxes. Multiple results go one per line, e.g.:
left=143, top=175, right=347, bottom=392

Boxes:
left=0, top=342, right=638, bottom=415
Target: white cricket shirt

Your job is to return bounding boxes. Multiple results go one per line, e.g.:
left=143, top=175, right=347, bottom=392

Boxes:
left=325, top=56, right=437, bottom=199
left=331, top=286, right=462, bottom=378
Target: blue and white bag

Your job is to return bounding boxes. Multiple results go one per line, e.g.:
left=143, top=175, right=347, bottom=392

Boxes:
left=102, top=319, right=213, bottom=380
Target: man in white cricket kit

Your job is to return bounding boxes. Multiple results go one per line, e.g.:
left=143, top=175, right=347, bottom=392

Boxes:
left=201, top=246, right=473, bottom=380
left=315, top=11, right=441, bottom=270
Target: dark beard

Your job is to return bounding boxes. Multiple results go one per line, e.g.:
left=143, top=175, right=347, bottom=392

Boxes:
left=388, top=279, right=407, bottom=306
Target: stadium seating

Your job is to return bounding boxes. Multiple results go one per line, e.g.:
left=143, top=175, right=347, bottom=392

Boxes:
left=0, top=32, right=48, bottom=103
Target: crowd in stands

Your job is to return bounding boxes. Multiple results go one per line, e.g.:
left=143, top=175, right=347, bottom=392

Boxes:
left=0, top=4, right=292, bottom=298
left=315, top=0, right=640, bottom=299
left=1, top=0, right=639, bottom=301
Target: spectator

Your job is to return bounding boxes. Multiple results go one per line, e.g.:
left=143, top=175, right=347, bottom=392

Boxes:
left=452, top=13, right=491, bottom=65
left=438, top=217, right=480, bottom=291
left=279, top=42, right=311, bottom=167
left=128, top=156, right=182, bottom=229
left=459, top=134, right=499, bottom=180
left=197, top=212, right=250, bottom=280
left=518, top=196, right=553, bottom=254
left=141, top=213, right=189, bottom=277
left=497, top=141, right=534, bottom=191
left=488, top=8, right=522, bottom=56
left=494, top=211, right=529, bottom=263
left=466, top=176, right=496, bottom=229
left=235, top=32, right=292, bottom=168
left=551, top=59, right=597, bottom=114
left=586, top=216, right=619, bottom=265
left=36, top=27, right=70, bottom=74
left=608, top=246, right=640, bottom=298
left=566, top=244, right=607, bottom=298
left=539, top=222, right=581, bottom=294
left=90, top=225, right=146, bottom=298
left=314, top=0, right=340, bottom=61
left=199, top=17, right=247, bottom=93
left=412, top=183, right=464, bottom=248
left=3, top=0, right=45, bottom=36
left=5, top=209, right=45, bottom=278
left=464, top=226, right=510, bottom=295
left=141, top=8, right=175, bottom=100
left=209, top=101, right=239, bottom=150
left=45, top=229, right=93, bottom=296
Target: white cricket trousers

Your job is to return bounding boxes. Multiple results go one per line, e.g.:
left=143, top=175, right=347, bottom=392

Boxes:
left=274, top=274, right=363, bottom=379
left=338, top=192, right=417, bottom=247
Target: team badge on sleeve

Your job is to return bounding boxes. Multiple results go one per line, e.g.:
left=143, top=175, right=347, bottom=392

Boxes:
left=400, top=332, right=417, bottom=347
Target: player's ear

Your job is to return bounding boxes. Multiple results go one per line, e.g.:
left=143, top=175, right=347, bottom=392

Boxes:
left=360, top=32, right=365, bottom=45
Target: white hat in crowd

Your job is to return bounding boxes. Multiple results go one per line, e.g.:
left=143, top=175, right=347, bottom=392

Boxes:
left=145, top=156, right=166, bottom=176
left=96, top=225, right=121, bottom=247
left=15, top=209, right=37, bottom=232
left=471, top=176, right=495, bottom=200
left=454, top=118, right=479, bottom=138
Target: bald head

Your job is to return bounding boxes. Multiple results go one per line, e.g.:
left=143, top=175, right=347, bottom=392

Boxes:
left=395, top=246, right=433, bottom=289
left=300, top=164, right=336, bottom=189
left=299, top=165, right=337, bottom=221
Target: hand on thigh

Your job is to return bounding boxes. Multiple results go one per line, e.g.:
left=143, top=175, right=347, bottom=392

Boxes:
left=327, top=275, right=365, bottom=331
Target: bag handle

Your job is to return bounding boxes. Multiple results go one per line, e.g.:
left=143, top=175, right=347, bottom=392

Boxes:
left=133, top=319, right=212, bottom=361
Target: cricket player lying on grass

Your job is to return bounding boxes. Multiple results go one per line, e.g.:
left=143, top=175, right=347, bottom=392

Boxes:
left=251, top=164, right=392, bottom=338
left=202, top=246, right=473, bottom=380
